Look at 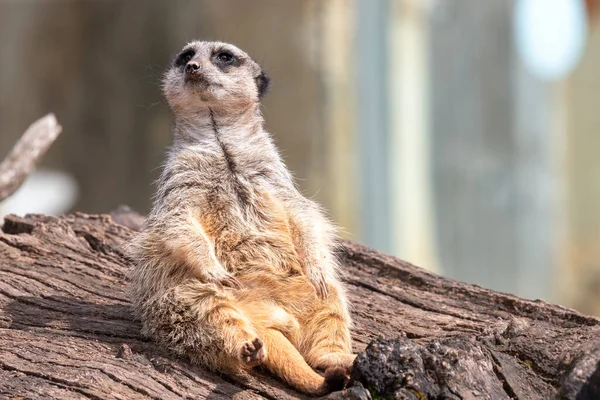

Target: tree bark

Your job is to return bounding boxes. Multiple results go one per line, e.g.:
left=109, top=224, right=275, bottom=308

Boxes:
left=0, top=211, right=598, bottom=399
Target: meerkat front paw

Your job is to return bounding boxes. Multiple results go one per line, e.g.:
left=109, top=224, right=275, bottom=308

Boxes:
left=198, top=269, right=242, bottom=289
left=217, top=274, right=242, bottom=289
left=240, top=337, right=266, bottom=367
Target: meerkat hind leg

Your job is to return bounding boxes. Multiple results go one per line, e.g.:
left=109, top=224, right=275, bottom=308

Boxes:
left=299, top=287, right=355, bottom=374
left=259, top=328, right=345, bottom=395
left=240, top=337, right=265, bottom=367
left=236, top=299, right=300, bottom=339
left=233, top=299, right=343, bottom=394
left=149, top=283, right=267, bottom=371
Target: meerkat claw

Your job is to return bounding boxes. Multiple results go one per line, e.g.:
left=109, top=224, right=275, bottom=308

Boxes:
left=240, top=338, right=266, bottom=367
left=311, top=276, right=328, bottom=299
left=220, top=275, right=242, bottom=289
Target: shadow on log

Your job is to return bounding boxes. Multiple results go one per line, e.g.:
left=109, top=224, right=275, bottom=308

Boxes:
left=0, top=210, right=599, bottom=399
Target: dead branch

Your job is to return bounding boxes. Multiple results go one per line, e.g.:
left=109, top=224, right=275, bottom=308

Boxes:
left=0, top=114, right=62, bottom=202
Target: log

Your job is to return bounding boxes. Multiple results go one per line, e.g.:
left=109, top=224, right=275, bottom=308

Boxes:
left=0, top=210, right=599, bottom=399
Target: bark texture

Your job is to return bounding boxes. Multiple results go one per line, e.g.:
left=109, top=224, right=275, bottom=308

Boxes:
left=0, top=211, right=599, bottom=399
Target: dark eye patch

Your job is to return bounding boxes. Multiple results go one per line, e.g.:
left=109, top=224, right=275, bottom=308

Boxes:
left=217, top=51, right=234, bottom=63
left=212, top=49, right=242, bottom=69
left=174, top=49, right=195, bottom=67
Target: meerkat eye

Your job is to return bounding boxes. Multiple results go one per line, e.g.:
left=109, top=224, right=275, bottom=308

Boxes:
left=175, top=49, right=195, bottom=67
left=216, top=51, right=234, bottom=64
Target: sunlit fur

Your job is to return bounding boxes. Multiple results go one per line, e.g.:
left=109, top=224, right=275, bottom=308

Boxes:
left=128, top=41, right=354, bottom=396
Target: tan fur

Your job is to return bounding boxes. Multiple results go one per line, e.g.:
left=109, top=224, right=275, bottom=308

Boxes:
left=128, top=41, right=354, bottom=396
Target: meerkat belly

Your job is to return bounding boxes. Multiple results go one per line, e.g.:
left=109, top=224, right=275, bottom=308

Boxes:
left=216, top=230, right=302, bottom=276
left=201, top=179, right=303, bottom=276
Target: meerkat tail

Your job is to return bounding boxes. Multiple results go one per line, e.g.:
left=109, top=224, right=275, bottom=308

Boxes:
left=259, top=328, right=344, bottom=395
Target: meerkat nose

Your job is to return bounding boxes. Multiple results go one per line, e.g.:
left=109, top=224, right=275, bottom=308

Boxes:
left=185, top=61, right=201, bottom=75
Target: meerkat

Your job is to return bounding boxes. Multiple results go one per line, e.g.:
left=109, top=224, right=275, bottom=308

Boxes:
left=128, top=41, right=354, bottom=396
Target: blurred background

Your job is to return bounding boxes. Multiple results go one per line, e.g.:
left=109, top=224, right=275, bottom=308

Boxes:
left=1, top=0, right=600, bottom=315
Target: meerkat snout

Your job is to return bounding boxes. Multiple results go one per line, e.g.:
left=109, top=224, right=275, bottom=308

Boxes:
left=183, top=60, right=206, bottom=87
left=184, top=61, right=201, bottom=75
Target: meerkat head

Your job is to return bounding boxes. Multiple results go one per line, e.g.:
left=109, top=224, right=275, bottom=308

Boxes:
left=163, top=41, right=270, bottom=114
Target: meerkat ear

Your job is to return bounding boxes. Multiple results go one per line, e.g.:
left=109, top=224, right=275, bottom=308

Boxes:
left=255, top=70, right=271, bottom=99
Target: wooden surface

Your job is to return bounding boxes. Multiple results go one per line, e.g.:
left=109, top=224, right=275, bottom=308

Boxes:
left=0, top=211, right=599, bottom=399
